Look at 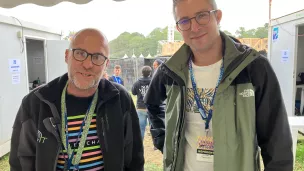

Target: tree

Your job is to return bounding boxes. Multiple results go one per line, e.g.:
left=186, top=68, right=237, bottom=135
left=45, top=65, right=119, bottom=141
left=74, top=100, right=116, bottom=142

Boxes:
left=223, top=30, right=233, bottom=36
left=254, top=23, right=268, bottom=38
left=109, top=27, right=183, bottom=59
left=63, top=31, right=76, bottom=41
left=235, top=23, right=268, bottom=38
left=235, top=27, right=255, bottom=38
left=235, top=27, right=246, bottom=38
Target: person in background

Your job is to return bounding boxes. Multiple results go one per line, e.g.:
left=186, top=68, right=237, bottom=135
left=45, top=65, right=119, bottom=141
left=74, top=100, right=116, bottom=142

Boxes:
left=151, top=59, right=163, bottom=77
left=132, top=66, right=152, bottom=139
left=9, top=28, right=144, bottom=171
left=109, top=65, right=124, bottom=85
left=153, top=59, right=163, bottom=70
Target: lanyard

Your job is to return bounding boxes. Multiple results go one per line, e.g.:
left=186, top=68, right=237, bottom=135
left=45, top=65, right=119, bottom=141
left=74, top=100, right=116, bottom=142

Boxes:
left=188, top=54, right=224, bottom=130
left=113, top=76, right=121, bottom=84
left=61, top=82, right=98, bottom=170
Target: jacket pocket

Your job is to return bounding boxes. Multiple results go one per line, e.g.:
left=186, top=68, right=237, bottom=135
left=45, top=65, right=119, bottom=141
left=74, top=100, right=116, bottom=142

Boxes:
left=17, top=119, right=37, bottom=171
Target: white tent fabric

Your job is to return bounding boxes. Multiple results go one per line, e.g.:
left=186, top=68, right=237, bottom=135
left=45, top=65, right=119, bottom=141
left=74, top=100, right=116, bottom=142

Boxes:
left=122, top=54, right=129, bottom=59
left=0, top=0, right=124, bottom=8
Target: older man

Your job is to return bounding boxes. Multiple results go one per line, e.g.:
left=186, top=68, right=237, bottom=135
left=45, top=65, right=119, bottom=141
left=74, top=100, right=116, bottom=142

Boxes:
left=9, top=28, right=144, bottom=171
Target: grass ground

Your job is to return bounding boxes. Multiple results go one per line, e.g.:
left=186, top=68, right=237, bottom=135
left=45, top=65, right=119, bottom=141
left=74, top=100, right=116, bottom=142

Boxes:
left=296, top=134, right=304, bottom=171
left=143, top=128, right=163, bottom=171
left=0, top=154, right=9, bottom=171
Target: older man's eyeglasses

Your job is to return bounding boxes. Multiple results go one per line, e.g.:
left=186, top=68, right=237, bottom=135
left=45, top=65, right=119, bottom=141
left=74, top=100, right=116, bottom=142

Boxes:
left=176, top=10, right=217, bottom=31
left=70, top=49, right=108, bottom=66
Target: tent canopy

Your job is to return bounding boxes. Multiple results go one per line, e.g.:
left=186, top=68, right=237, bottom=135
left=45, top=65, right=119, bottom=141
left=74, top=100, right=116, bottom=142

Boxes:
left=0, top=0, right=124, bottom=8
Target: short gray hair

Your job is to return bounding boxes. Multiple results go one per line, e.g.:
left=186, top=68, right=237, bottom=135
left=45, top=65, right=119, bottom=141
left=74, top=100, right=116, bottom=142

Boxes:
left=173, top=0, right=218, bottom=21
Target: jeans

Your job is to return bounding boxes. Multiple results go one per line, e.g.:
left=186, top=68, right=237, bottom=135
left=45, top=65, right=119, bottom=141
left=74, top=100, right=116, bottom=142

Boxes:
left=137, top=109, right=148, bottom=140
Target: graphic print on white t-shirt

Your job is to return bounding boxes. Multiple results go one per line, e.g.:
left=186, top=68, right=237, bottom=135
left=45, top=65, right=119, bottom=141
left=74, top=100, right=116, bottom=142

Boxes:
left=183, top=59, right=222, bottom=171
left=186, top=88, right=215, bottom=114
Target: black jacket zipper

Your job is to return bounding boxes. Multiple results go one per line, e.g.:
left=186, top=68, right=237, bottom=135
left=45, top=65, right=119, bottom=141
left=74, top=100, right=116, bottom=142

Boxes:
left=42, top=117, right=62, bottom=171
left=101, top=117, right=109, bottom=151
left=49, top=117, right=62, bottom=171
left=37, top=92, right=64, bottom=171
left=95, top=104, right=108, bottom=171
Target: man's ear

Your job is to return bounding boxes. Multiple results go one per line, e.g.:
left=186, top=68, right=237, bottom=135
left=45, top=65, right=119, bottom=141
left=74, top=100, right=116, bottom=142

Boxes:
left=215, top=10, right=222, bottom=25
left=102, top=60, right=109, bottom=72
left=65, top=49, right=69, bottom=63
left=105, top=60, right=109, bottom=68
left=176, top=25, right=182, bottom=33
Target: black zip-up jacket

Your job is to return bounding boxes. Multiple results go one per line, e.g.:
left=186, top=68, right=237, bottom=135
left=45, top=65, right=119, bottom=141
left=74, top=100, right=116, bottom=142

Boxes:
left=9, top=74, right=144, bottom=171
left=131, top=77, right=151, bottom=109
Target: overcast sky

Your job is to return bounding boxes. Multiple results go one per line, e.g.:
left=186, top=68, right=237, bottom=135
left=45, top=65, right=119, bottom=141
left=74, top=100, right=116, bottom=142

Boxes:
left=0, top=0, right=303, bottom=41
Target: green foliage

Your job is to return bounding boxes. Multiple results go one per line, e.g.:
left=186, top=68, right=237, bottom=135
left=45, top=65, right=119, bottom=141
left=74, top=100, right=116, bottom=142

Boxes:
left=235, top=23, right=268, bottom=38
left=223, top=30, right=233, bottom=36
left=109, top=27, right=182, bottom=59
left=254, top=23, right=269, bottom=38
left=63, top=30, right=76, bottom=41
left=64, top=23, right=269, bottom=59
left=295, top=139, right=304, bottom=171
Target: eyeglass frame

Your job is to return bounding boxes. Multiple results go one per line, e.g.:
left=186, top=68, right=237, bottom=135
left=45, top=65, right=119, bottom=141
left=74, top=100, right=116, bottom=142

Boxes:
left=176, top=10, right=217, bottom=31
left=69, top=48, right=108, bottom=66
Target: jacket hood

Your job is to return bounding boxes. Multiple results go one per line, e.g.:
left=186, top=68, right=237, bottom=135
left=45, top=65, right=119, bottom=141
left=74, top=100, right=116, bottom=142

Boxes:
left=138, top=77, right=151, bottom=83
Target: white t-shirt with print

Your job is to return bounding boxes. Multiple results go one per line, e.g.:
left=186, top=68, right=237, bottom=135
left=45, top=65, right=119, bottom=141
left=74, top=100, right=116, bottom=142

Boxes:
left=183, top=59, right=223, bottom=171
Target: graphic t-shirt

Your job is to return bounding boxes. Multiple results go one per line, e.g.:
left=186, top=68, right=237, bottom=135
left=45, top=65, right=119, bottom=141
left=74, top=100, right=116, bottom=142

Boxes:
left=57, top=94, right=104, bottom=171
left=183, top=59, right=223, bottom=171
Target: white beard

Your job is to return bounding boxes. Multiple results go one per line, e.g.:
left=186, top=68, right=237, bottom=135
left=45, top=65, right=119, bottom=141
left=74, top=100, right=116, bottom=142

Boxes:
left=68, top=72, right=99, bottom=90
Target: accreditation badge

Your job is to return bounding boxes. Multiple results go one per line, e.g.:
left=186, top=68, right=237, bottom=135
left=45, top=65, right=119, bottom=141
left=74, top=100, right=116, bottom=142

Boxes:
left=196, top=135, right=214, bottom=162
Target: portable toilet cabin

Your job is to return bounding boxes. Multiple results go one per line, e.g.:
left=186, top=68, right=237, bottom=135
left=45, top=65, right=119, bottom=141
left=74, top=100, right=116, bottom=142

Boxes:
left=268, top=9, right=304, bottom=117
left=0, top=14, right=69, bottom=157
left=268, top=9, right=304, bottom=166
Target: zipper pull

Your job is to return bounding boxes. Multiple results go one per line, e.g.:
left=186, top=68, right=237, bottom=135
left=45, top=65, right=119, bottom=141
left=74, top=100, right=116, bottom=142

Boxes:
left=105, top=114, right=110, bottom=130
left=49, top=118, right=57, bottom=129
left=50, top=117, right=61, bottom=130
left=101, top=117, right=108, bottom=151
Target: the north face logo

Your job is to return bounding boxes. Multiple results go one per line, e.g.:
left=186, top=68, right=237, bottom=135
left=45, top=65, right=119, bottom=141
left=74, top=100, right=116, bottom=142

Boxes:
left=37, top=130, right=47, bottom=143
left=239, top=89, right=254, bottom=97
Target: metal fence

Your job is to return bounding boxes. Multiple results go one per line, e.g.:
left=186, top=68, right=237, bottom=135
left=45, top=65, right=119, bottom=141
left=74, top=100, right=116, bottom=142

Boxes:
left=106, top=57, right=169, bottom=91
